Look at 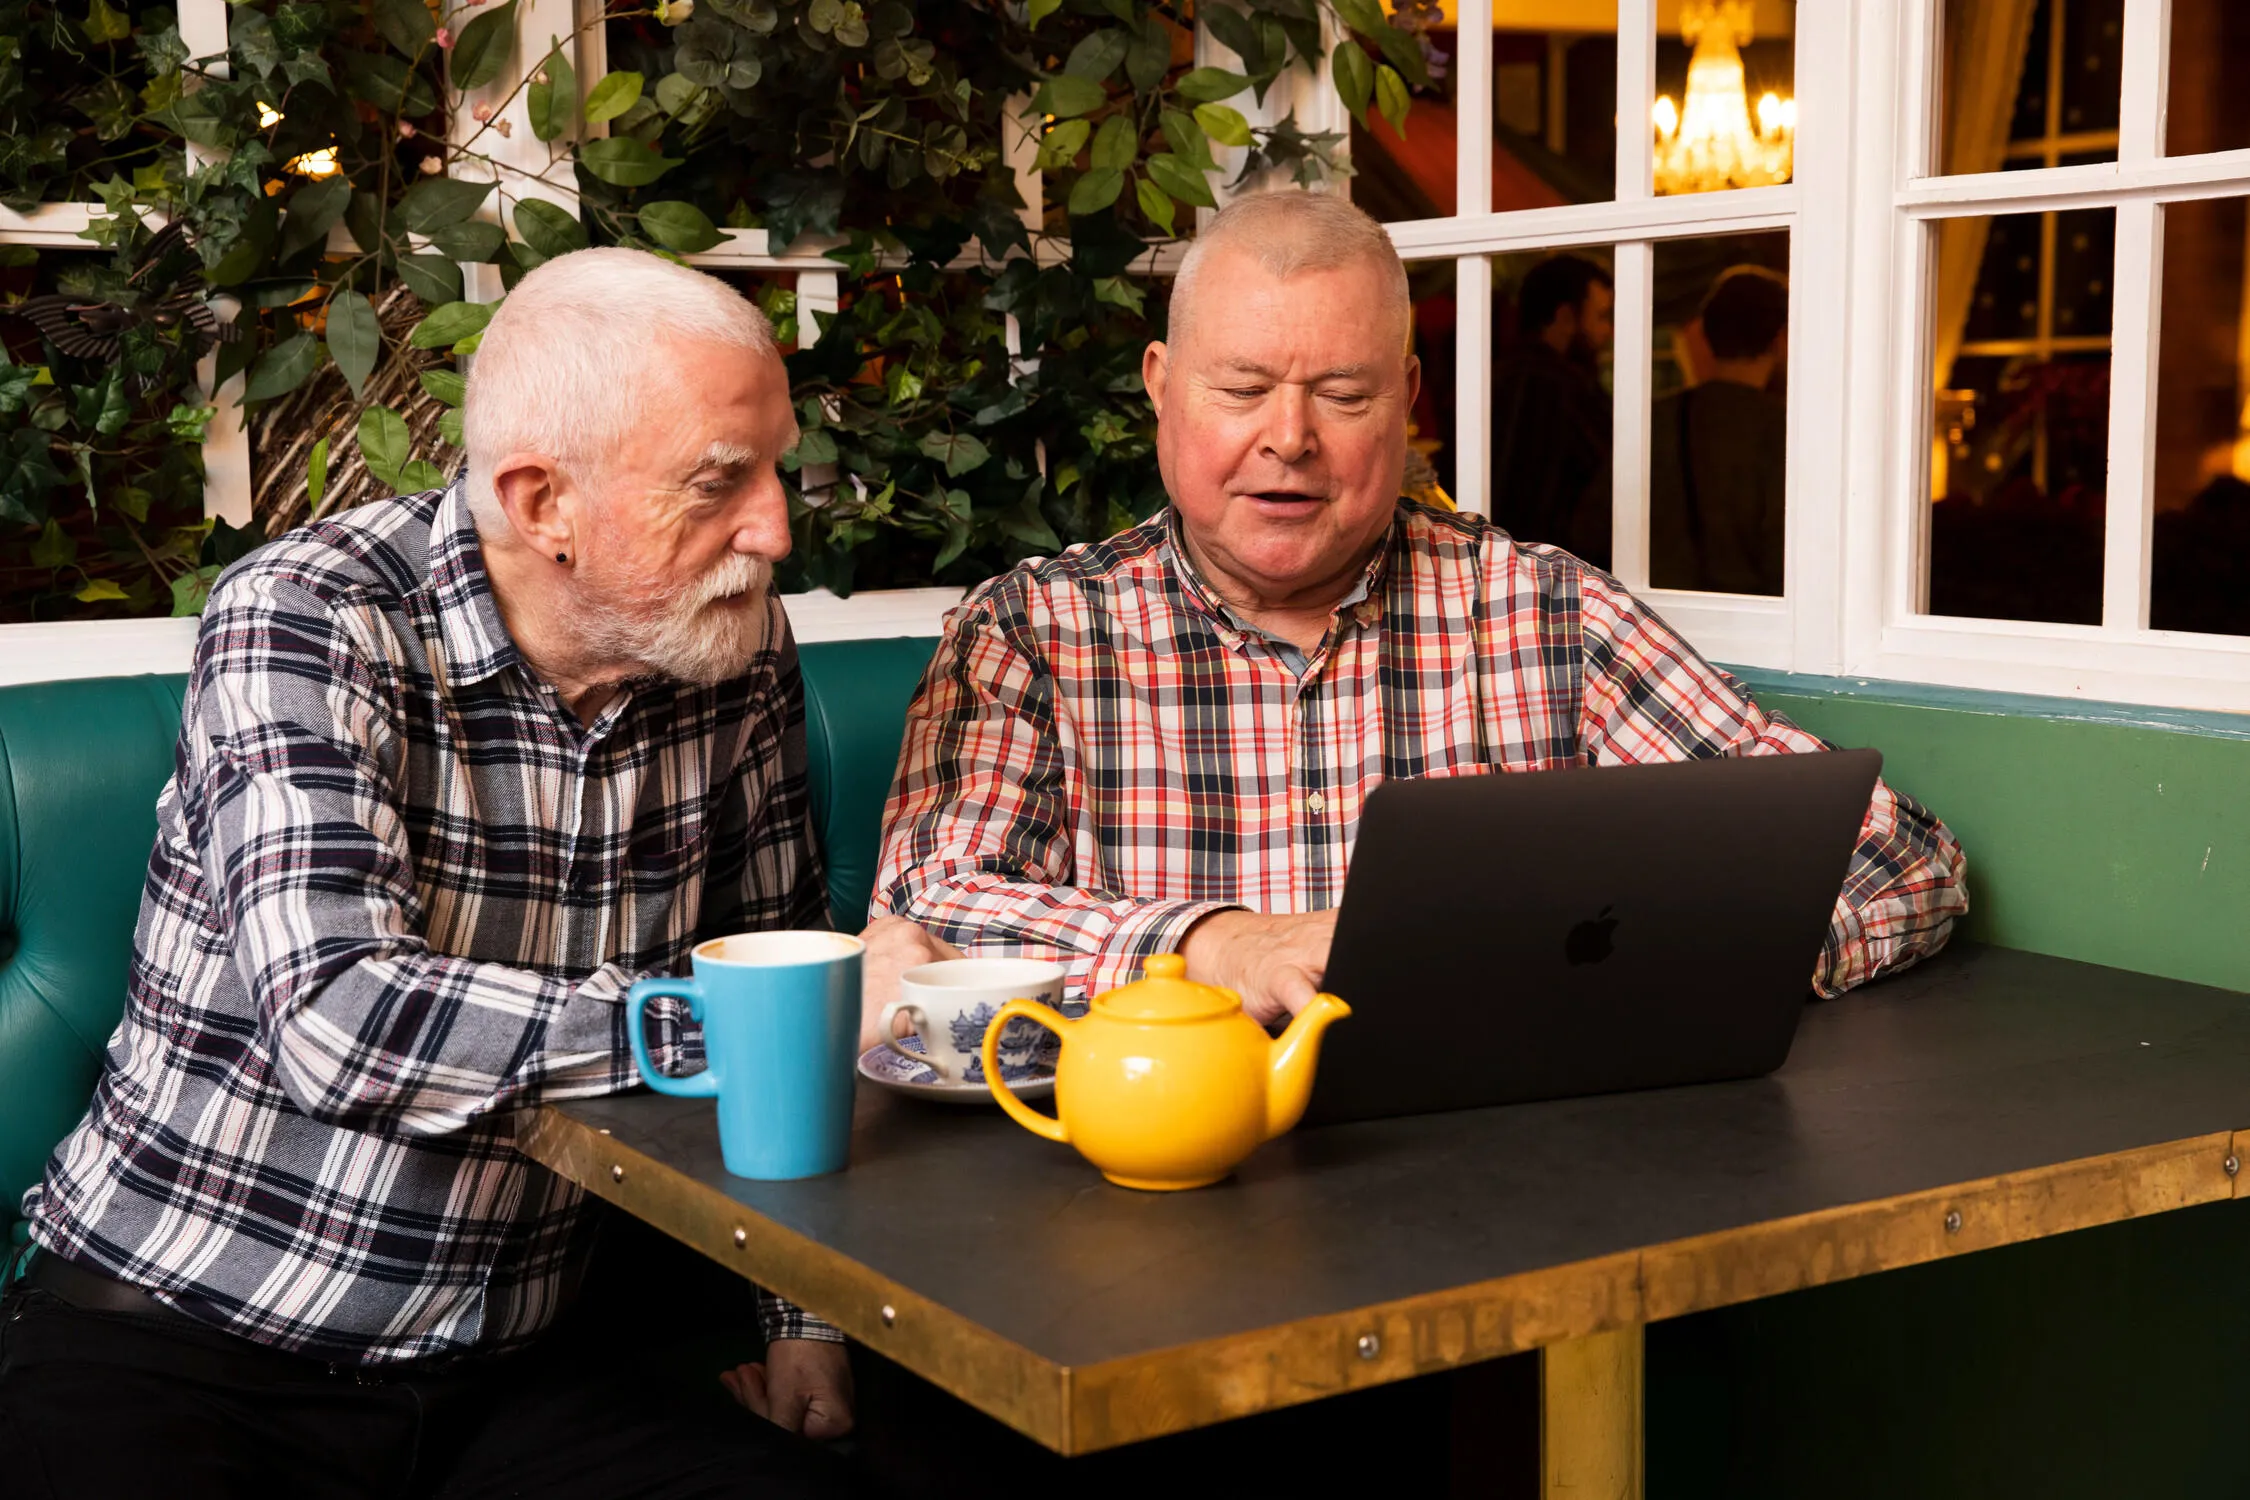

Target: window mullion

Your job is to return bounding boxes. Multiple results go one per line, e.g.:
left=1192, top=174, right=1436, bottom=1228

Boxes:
left=1608, top=0, right=1654, bottom=590
left=2101, top=198, right=2162, bottom=631
left=1449, top=0, right=1493, bottom=516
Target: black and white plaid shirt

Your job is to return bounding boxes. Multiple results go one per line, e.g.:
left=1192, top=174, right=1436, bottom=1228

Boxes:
left=21, top=481, right=840, bottom=1362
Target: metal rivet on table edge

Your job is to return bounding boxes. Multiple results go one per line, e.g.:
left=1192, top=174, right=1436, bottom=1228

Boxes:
left=2226, top=1155, right=2241, bottom=1178
left=733, top=1227, right=748, bottom=1248
left=609, top=1164, right=625, bottom=1183
left=1356, top=1333, right=1379, bottom=1360
left=1943, top=1210, right=1962, bottom=1234
left=880, top=1305, right=897, bottom=1328
left=598, top=1128, right=611, bottom=1136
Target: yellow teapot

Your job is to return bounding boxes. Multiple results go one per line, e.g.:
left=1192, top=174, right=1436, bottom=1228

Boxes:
left=981, top=954, right=1351, bottom=1191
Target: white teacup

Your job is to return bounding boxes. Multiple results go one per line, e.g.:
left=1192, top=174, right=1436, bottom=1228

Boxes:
left=882, top=958, right=1068, bottom=1085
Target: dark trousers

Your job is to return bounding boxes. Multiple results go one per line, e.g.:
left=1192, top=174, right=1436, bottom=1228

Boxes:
left=0, top=1220, right=852, bottom=1500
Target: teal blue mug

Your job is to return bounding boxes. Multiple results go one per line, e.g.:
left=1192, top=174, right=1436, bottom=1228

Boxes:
left=628, top=931, right=864, bottom=1180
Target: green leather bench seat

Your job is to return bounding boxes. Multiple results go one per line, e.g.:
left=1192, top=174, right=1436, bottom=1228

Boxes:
left=0, top=638, right=939, bottom=1251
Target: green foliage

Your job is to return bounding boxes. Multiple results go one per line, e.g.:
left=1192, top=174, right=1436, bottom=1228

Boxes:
left=1, top=0, right=1424, bottom=615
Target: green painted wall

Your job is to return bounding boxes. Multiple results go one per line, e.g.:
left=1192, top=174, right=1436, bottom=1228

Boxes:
left=1734, top=671, right=2250, bottom=993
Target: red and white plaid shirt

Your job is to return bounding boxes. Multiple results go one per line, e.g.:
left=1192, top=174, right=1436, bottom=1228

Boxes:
left=875, top=502, right=1967, bottom=999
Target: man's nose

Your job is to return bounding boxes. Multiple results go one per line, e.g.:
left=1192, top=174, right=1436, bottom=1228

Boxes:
left=733, top=473, right=794, bottom=561
left=1259, top=385, right=1317, bottom=465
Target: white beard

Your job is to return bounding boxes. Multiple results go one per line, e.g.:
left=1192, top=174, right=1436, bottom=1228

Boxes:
left=578, top=550, right=775, bottom=686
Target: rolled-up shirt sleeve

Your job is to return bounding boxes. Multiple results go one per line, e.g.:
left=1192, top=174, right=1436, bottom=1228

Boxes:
left=1570, top=566, right=1969, bottom=996
left=874, top=596, right=1237, bottom=996
left=185, top=571, right=672, bottom=1134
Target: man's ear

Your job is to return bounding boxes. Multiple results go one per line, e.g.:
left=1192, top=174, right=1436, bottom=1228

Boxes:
left=1402, top=353, right=1422, bottom=413
left=1142, top=340, right=1171, bottom=418
left=490, top=453, right=575, bottom=558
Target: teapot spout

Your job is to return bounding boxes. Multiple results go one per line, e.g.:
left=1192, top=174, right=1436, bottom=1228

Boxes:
left=1265, top=993, right=1352, bottom=1140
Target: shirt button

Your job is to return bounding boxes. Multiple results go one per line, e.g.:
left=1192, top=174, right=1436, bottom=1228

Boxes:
left=1305, top=791, right=1327, bottom=815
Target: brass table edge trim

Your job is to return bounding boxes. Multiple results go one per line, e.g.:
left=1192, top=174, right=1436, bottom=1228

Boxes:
left=519, top=1104, right=1072, bottom=1451
left=1054, top=1128, right=2245, bottom=1453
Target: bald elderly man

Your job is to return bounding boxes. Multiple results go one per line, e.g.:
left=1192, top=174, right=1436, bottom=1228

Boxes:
left=3, top=248, right=956, bottom=1498
left=875, top=191, right=1968, bottom=1025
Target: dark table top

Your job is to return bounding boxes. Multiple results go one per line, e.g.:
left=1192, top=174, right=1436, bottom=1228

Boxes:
left=524, top=943, right=2250, bottom=1453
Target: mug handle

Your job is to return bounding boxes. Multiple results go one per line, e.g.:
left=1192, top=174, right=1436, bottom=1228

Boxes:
left=628, top=977, right=722, bottom=1099
left=879, top=1000, right=950, bottom=1081
left=982, top=998, right=1069, bottom=1144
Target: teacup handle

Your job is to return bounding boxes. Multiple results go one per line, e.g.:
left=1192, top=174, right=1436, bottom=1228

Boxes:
left=879, top=1000, right=953, bottom=1081
left=983, top=999, right=1069, bottom=1144
left=628, top=978, right=722, bottom=1099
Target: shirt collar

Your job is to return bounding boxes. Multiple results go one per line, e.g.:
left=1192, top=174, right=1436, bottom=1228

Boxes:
left=426, top=476, right=523, bottom=688
left=1161, top=504, right=1397, bottom=647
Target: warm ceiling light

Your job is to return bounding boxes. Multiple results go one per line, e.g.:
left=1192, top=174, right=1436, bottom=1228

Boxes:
left=1653, top=0, right=1794, bottom=196
left=286, top=147, right=341, bottom=178
left=257, top=101, right=285, bottom=128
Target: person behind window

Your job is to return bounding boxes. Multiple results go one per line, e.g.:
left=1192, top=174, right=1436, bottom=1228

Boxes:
left=1489, top=253, right=1615, bottom=564
left=1650, top=265, right=1790, bottom=595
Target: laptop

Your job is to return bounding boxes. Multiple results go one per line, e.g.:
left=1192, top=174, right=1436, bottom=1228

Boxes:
left=1303, top=748, right=1882, bottom=1127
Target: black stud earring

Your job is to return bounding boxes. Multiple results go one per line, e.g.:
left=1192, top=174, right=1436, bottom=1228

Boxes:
left=555, top=551, right=568, bottom=564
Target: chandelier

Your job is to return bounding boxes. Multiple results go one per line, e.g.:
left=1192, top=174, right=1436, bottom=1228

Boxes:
left=1653, top=0, right=1795, bottom=196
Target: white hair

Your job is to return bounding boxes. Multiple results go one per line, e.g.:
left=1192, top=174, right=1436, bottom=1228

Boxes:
left=1167, top=190, right=1411, bottom=355
left=461, top=246, right=776, bottom=529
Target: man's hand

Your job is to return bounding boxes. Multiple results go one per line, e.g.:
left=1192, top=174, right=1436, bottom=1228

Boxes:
left=1180, top=908, right=1339, bottom=1026
left=720, top=1338, right=855, bottom=1440
left=857, top=914, right=963, bottom=1050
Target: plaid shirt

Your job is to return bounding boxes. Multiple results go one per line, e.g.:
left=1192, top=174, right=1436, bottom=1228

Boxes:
left=876, top=503, right=1967, bottom=999
left=22, top=482, right=840, bottom=1362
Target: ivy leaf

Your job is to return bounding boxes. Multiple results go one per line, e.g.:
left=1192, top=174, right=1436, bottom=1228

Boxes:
left=243, top=333, right=321, bottom=401
left=428, top=220, right=506, bottom=262
left=513, top=198, right=589, bottom=258
left=278, top=176, right=351, bottom=262
left=528, top=42, right=577, bottom=141
left=0, top=429, right=62, bottom=526
left=1174, top=67, right=1250, bottom=103
left=1160, top=109, right=1216, bottom=171
left=325, top=290, right=382, bottom=398
left=396, top=252, right=465, bottom=306
left=1026, top=0, right=1061, bottom=27
left=399, top=176, right=495, bottom=234
left=345, top=51, right=439, bottom=116
left=578, top=136, right=682, bottom=186
left=307, top=436, right=329, bottom=514
left=75, top=579, right=130, bottom=604
left=1034, top=117, right=1089, bottom=171
left=84, top=0, right=131, bottom=44
left=1092, top=275, right=1146, bottom=315
left=1145, top=152, right=1216, bottom=208
left=584, top=70, right=643, bottom=124
left=1088, top=115, right=1137, bottom=171
left=1374, top=63, right=1410, bottom=138
left=1063, top=28, right=1129, bottom=82
left=1029, top=75, right=1105, bottom=119
left=1193, top=103, right=1254, bottom=148
left=73, top=370, right=130, bottom=436
left=419, top=368, right=468, bottom=406
left=30, top=518, right=75, bottom=570
left=1135, top=175, right=1177, bottom=235
left=371, top=0, right=435, bottom=57
left=788, top=428, right=838, bottom=468
left=933, top=493, right=973, bottom=570
left=449, top=0, right=518, bottom=92
left=639, top=200, right=723, bottom=253
left=1331, top=38, right=1373, bottom=126
left=171, top=565, right=220, bottom=619
left=409, top=301, right=495, bottom=349
left=1067, top=166, right=1124, bottom=216
left=917, top=430, right=990, bottom=477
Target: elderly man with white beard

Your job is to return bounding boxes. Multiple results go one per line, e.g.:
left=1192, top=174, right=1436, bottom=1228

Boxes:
left=1, top=248, right=952, bottom=1499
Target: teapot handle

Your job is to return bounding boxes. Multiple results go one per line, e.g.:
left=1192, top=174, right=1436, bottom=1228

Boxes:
left=983, top=999, right=1069, bottom=1144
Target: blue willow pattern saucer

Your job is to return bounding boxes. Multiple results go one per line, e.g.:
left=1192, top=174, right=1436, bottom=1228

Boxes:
left=857, top=1033, right=1057, bottom=1107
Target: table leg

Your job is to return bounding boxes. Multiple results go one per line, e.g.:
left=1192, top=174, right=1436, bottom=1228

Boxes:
left=1540, top=1324, right=1643, bottom=1500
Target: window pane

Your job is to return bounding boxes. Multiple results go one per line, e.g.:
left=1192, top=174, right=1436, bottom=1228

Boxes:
left=2151, top=197, right=2250, bottom=635
left=1937, top=0, right=2120, bottom=176
left=1927, top=210, right=2115, bottom=625
left=1487, top=247, right=1615, bottom=558
left=2165, top=0, right=2250, bottom=158
left=1646, top=232, right=1791, bottom=595
left=1354, top=2, right=1618, bottom=224
left=1407, top=259, right=1461, bottom=500
left=1651, top=0, right=1795, bottom=197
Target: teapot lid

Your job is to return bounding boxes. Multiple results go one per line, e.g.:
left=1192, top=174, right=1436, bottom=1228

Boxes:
left=1092, top=954, right=1241, bottom=1023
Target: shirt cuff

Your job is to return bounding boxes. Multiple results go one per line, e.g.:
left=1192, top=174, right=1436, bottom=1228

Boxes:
left=758, top=1289, right=846, bottom=1345
left=1086, top=899, right=1245, bottom=997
